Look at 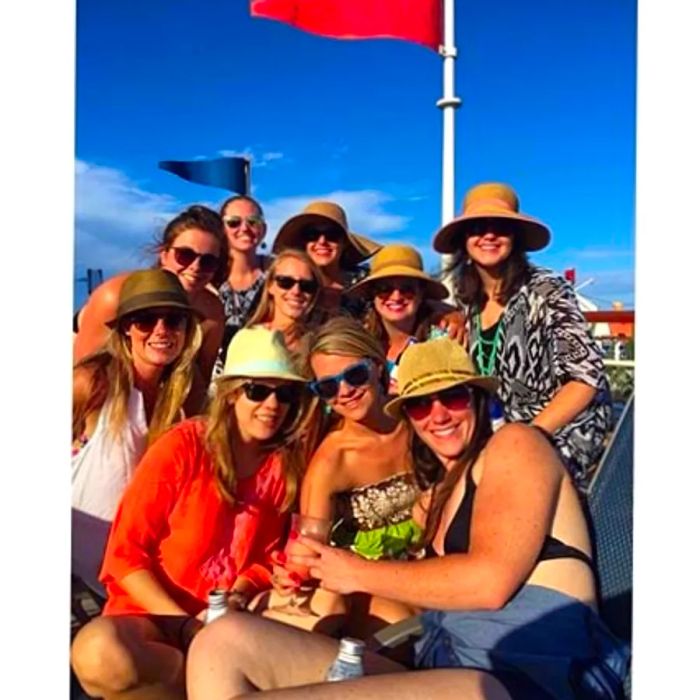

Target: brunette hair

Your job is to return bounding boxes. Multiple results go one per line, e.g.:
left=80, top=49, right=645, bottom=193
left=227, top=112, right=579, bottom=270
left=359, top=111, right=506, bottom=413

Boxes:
left=72, top=316, right=202, bottom=446
left=219, top=194, right=265, bottom=218
left=204, top=376, right=314, bottom=510
left=412, top=386, right=493, bottom=546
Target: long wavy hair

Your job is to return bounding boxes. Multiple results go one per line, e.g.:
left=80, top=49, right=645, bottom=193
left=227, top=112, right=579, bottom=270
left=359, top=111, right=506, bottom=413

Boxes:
left=411, top=385, right=493, bottom=547
left=245, top=248, right=323, bottom=332
left=204, top=376, right=315, bottom=510
left=72, top=316, right=202, bottom=446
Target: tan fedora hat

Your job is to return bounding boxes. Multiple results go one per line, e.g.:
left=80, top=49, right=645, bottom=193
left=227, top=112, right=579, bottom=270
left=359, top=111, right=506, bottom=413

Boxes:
left=346, top=243, right=448, bottom=301
left=384, top=336, right=498, bottom=420
left=432, top=183, right=551, bottom=255
left=272, top=200, right=383, bottom=266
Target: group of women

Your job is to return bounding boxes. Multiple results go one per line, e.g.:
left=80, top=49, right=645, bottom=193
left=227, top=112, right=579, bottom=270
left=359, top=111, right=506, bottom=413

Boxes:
left=70, top=182, right=625, bottom=700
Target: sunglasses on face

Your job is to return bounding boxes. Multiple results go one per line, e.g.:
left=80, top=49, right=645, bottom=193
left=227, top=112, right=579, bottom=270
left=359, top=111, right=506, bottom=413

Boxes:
left=126, top=310, right=189, bottom=334
left=171, top=246, right=220, bottom=274
left=402, top=385, right=473, bottom=421
left=308, top=359, right=372, bottom=401
left=242, top=382, right=298, bottom=404
left=303, top=227, right=344, bottom=244
left=466, top=218, right=516, bottom=239
left=223, top=214, right=265, bottom=229
left=273, top=275, right=318, bottom=295
left=374, top=280, right=420, bottom=299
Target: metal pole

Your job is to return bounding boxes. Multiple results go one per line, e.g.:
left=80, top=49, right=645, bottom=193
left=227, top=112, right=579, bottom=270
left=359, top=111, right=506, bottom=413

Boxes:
left=436, top=0, right=461, bottom=290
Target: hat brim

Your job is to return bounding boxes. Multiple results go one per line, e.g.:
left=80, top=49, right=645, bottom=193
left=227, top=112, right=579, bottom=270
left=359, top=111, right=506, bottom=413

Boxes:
left=346, top=265, right=449, bottom=301
left=106, top=297, right=201, bottom=328
left=384, top=374, right=499, bottom=420
left=433, top=212, right=551, bottom=254
left=273, top=213, right=381, bottom=266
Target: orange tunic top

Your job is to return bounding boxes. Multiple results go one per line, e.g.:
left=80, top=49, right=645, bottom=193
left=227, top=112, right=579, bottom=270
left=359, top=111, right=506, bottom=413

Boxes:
left=99, top=418, right=289, bottom=616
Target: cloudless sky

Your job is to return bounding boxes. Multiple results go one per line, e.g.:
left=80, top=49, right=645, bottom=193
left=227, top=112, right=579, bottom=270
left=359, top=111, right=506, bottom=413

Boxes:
left=74, top=0, right=636, bottom=309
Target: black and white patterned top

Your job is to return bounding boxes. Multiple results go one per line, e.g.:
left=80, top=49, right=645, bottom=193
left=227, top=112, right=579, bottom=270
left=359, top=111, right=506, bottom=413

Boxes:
left=465, top=266, right=613, bottom=487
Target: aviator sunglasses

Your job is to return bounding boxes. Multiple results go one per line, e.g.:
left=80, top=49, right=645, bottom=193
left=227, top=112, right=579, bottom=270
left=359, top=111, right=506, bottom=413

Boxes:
left=171, top=246, right=220, bottom=273
left=308, top=359, right=372, bottom=400
left=126, top=310, right=189, bottom=333
left=242, top=382, right=298, bottom=404
left=223, top=214, right=265, bottom=229
left=274, top=275, right=318, bottom=295
left=402, top=385, right=473, bottom=421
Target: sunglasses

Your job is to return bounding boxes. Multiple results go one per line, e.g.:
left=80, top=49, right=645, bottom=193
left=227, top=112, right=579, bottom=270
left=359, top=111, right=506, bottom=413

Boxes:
left=223, top=214, right=265, bottom=229
left=273, top=275, right=318, bottom=295
left=242, top=382, right=298, bottom=404
left=308, top=359, right=372, bottom=401
left=126, top=310, right=189, bottom=333
left=466, top=218, right=516, bottom=238
left=374, top=280, right=420, bottom=299
left=402, top=385, right=473, bottom=421
left=171, top=246, right=220, bottom=273
left=303, top=227, right=344, bottom=244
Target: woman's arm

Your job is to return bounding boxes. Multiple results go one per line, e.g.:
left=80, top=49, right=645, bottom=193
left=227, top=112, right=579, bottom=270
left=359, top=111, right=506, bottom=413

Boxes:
left=293, top=424, right=564, bottom=610
left=118, top=569, right=189, bottom=616
left=299, top=440, right=346, bottom=521
left=530, top=381, right=598, bottom=434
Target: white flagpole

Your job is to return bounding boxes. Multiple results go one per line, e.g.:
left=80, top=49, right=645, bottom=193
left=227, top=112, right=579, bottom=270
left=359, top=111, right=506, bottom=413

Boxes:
left=437, top=0, right=461, bottom=293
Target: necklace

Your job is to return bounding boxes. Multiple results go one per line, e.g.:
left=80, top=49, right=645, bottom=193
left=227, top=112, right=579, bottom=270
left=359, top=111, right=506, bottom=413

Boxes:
left=474, top=312, right=503, bottom=376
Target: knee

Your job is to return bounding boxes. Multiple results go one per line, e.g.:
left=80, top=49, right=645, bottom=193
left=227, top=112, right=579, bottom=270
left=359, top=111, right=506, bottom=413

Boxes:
left=189, top=611, right=249, bottom=663
left=71, top=619, right=140, bottom=695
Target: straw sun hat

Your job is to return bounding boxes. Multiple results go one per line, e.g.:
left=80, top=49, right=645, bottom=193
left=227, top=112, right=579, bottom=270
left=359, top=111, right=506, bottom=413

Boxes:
left=272, top=200, right=383, bottom=266
left=384, top=336, right=498, bottom=420
left=346, top=244, right=449, bottom=301
left=219, top=327, right=306, bottom=383
left=107, top=269, right=198, bottom=327
left=432, top=182, right=551, bottom=254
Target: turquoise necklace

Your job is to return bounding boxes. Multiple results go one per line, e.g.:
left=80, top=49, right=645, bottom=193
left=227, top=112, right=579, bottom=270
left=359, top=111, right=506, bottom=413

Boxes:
left=474, top=311, right=503, bottom=376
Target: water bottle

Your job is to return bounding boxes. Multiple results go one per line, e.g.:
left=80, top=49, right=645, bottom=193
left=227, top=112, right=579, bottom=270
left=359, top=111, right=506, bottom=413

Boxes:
left=205, top=589, right=228, bottom=624
left=325, top=637, right=365, bottom=681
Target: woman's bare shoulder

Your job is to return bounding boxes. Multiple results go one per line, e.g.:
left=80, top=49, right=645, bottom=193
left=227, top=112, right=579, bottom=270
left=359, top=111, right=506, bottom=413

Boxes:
left=194, top=287, right=225, bottom=322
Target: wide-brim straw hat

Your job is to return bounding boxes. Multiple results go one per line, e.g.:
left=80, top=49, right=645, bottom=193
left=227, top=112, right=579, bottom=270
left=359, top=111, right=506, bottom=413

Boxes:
left=272, top=200, right=382, bottom=266
left=346, top=244, right=448, bottom=301
left=219, top=327, right=306, bottom=383
left=384, top=336, right=499, bottom=420
left=106, top=269, right=199, bottom=327
left=432, top=183, right=551, bottom=254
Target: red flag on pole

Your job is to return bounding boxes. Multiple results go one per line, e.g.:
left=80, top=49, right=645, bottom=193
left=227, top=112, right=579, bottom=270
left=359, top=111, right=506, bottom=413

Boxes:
left=250, top=0, right=443, bottom=52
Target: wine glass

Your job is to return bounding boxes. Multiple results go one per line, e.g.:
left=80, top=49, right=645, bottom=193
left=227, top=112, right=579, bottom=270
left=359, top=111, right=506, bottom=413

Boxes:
left=270, top=513, right=331, bottom=616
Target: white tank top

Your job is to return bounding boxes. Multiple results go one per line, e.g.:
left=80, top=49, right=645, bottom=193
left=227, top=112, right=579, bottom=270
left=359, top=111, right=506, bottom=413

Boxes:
left=71, top=387, right=148, bottom=520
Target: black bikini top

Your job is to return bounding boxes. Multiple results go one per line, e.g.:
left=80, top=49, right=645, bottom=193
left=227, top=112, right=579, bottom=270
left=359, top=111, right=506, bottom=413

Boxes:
left=425, top=471, right=594, bottom=568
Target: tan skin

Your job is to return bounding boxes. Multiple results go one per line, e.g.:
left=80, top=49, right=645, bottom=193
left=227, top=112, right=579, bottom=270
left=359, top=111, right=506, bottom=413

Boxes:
left=223, top=198, right=268, bottom=294
left=256, top=353, right=415, bottom=637
left=465, top=225, right=597, bottom=434
left=186, top=389, right=593, bottom=699
left=73, top=228, right=225, bottom=415
left=71, top=378, right=296, bottom=700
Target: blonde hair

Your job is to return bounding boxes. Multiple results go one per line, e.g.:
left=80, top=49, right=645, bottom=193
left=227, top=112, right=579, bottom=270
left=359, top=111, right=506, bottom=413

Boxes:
left=246, top=248, right=323, bottom=330
left=204, top=376, right=316, bottom=510
left=72, top=316, right=202, bottom=446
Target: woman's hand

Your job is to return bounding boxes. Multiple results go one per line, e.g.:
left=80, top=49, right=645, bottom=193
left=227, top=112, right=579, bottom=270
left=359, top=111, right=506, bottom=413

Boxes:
left=435, top=308, right=468, bottom=346
left=288, top=536, right=367, bottom=595
left=269, top=550, right=305, bottom=594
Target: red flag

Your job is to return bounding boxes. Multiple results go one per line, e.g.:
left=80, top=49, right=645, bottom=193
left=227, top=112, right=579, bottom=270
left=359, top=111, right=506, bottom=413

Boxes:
left=251, top=0, right=442, bottom=52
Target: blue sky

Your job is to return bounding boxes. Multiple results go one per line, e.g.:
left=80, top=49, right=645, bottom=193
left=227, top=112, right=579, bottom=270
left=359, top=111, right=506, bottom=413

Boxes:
left=74, top=0, right=636, bottom=310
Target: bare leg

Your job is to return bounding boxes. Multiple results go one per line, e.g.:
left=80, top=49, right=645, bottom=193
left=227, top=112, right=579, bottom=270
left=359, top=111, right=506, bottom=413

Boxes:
left=236, top=669, right=512, bottom=699
left=186, top=611, right=404, bottom=700
left=71, top=615, right=185, bottom=700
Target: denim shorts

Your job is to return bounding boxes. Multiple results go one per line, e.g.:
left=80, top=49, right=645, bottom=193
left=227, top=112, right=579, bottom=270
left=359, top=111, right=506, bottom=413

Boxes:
left=414, top=585, right=630, bottom=700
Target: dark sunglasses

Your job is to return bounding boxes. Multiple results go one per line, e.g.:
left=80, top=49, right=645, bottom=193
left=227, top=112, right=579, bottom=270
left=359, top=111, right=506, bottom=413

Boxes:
left=374, top=280, right=420, bottom=298
left=126, top=310, right=189, bottom=333
left=466, top=218, right=516, bottom=238
left=308, top=359, right=372, bottom=401
left=273, top=275, right=318, bottom=295
left=303, top=226, right=344, bottom=244
left=242, top=382, right=298, bottom=404
left=402, top=385, right=473, bottom=421
left=171, top=246, right=220, bottom=273
left=223, top=214, right=265, bottom=229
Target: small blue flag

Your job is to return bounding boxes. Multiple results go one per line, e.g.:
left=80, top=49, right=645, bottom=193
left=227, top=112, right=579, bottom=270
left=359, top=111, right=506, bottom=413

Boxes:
left=158, top=156, right=250, bottom=193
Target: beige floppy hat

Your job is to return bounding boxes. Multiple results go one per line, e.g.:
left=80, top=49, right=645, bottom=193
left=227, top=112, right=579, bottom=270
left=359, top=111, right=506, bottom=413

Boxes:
left=432, top=182, right=551, bottom=254
left=272, top=200, right=383, bottom=266
left=384, top=336, right=498, bottom=420
left=346, top=243, right=449, bottom=301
